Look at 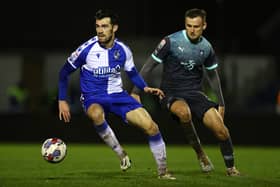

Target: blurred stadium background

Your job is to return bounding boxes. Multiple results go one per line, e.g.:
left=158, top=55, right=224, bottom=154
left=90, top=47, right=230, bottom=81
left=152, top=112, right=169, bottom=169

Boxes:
left=1, top=0, right=280, bottom=145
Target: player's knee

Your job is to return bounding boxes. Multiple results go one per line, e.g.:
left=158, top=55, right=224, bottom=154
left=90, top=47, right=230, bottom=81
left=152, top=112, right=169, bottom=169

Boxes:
left=88, top=108, right=104, bottom=124
left=179, top=112, right=192, bottom=123
left=215, top=126, right=229, bottom=140
left=177, top=110, right=192, bottom=123
left=145, top=121, right=159, bottom=136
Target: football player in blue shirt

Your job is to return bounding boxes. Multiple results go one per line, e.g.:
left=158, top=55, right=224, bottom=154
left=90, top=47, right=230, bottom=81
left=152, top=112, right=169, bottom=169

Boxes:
left=58, top=9, right=175, bottom=180
left=132, top=8, right=240, bottom=176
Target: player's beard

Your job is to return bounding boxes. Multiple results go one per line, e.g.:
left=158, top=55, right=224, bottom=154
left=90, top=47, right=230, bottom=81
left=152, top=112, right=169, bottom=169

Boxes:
left=98, top=34, right=114, bottom=48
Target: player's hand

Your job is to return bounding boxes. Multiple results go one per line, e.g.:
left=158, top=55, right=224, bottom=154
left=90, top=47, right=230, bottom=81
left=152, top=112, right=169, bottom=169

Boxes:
left=218, top=106, right=225, bottom=120
left=143, top=87, right=165, bottom=100
left=131, top=93, right=142, bottom=103
left=58, top=100, right=71, bottom=123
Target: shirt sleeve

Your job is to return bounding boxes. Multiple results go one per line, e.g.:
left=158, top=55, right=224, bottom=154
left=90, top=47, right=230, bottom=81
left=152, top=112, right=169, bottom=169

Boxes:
left=204, top=46, right=218, bottom=70
left=126, top=67, right=147, bottom=91
left=58, top=62, right=76, bottom=100
left=123, top=45, right=135, bottom=71
left=131, top=57, right=159, bottom=94
left=151, top=37, right=170, bottom=63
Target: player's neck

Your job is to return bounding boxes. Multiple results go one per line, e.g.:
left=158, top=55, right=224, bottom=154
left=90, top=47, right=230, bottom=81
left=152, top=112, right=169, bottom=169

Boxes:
left=100, top=39, right=114, bottom=49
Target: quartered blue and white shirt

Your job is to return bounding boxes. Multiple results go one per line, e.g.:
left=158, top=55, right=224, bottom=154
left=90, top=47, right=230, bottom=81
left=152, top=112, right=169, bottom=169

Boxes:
left=58, top=36, right=146, bottom=118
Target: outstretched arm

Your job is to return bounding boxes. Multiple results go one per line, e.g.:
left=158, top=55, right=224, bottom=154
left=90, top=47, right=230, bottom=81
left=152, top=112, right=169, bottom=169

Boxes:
left=131, top=57, right=159, bottom=94
left=131, top=86, right=164, bottom=103
left=143, top=86, right=164, bottom=100
left=126, top=59, right=163, bottom=100
left=130, top=57, right=159, bottom=102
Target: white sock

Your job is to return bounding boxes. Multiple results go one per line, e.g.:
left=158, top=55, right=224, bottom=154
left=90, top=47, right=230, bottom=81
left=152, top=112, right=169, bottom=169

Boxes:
left=148, top=133, right=167, bottom=174
left=95, top=121, right=125, bottom=159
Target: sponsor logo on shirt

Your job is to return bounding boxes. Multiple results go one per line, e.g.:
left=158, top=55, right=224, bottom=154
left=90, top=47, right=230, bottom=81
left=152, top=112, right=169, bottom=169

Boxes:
left=92, top=65, right=121, bottom=77
left=180, top=60, right=195, bottom=70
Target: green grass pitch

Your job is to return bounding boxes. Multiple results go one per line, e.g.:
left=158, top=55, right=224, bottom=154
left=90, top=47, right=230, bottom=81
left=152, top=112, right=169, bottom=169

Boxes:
left=0, top=143, right=279, bottom=187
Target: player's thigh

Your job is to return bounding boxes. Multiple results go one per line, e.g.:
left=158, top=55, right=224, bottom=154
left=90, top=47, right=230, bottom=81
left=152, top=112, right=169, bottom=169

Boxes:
left=202, top=107, right=224, bottom=130
left=170, top=100, right=192, bottom=120
left=126, top=107, right=158, bottom=131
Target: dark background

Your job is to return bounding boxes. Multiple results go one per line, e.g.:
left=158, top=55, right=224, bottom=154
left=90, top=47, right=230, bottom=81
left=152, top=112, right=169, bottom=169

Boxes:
left=2, top=0, right=280, bottom=54
left=1, top=0, right=280, bottom=145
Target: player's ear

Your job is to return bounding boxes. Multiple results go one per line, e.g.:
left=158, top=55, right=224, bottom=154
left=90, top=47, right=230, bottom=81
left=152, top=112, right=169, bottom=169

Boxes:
left=203, top=22, right=207, bottom=30
left=113, top=24, right=118, bottom=32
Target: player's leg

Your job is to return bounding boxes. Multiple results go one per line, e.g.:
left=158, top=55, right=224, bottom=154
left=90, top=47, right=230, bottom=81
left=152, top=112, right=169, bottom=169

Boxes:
left=169, top=99, right=214, bottom=172
left=202, top=108, right=240, bottom=176
left=126, top=107, right=175, bottom=179
left=87, top=103, right=131, bottom=171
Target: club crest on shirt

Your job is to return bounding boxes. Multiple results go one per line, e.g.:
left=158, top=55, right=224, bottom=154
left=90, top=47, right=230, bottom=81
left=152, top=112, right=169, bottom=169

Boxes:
left=200, top=50, right=204, bottom=56
left=114, top=50, right=120, bottom=60
left=178, top=46, right=184, bottom=52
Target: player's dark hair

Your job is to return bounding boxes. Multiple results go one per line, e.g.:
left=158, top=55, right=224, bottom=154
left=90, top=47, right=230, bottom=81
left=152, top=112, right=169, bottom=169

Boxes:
left=95, top=9, right=119, bottom=25
left=185, top=8, right=207, bottom=22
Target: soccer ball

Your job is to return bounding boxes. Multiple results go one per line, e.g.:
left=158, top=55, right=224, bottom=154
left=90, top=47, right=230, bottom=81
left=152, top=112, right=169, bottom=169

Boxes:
left=41, top=138, right=67, bottom=163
